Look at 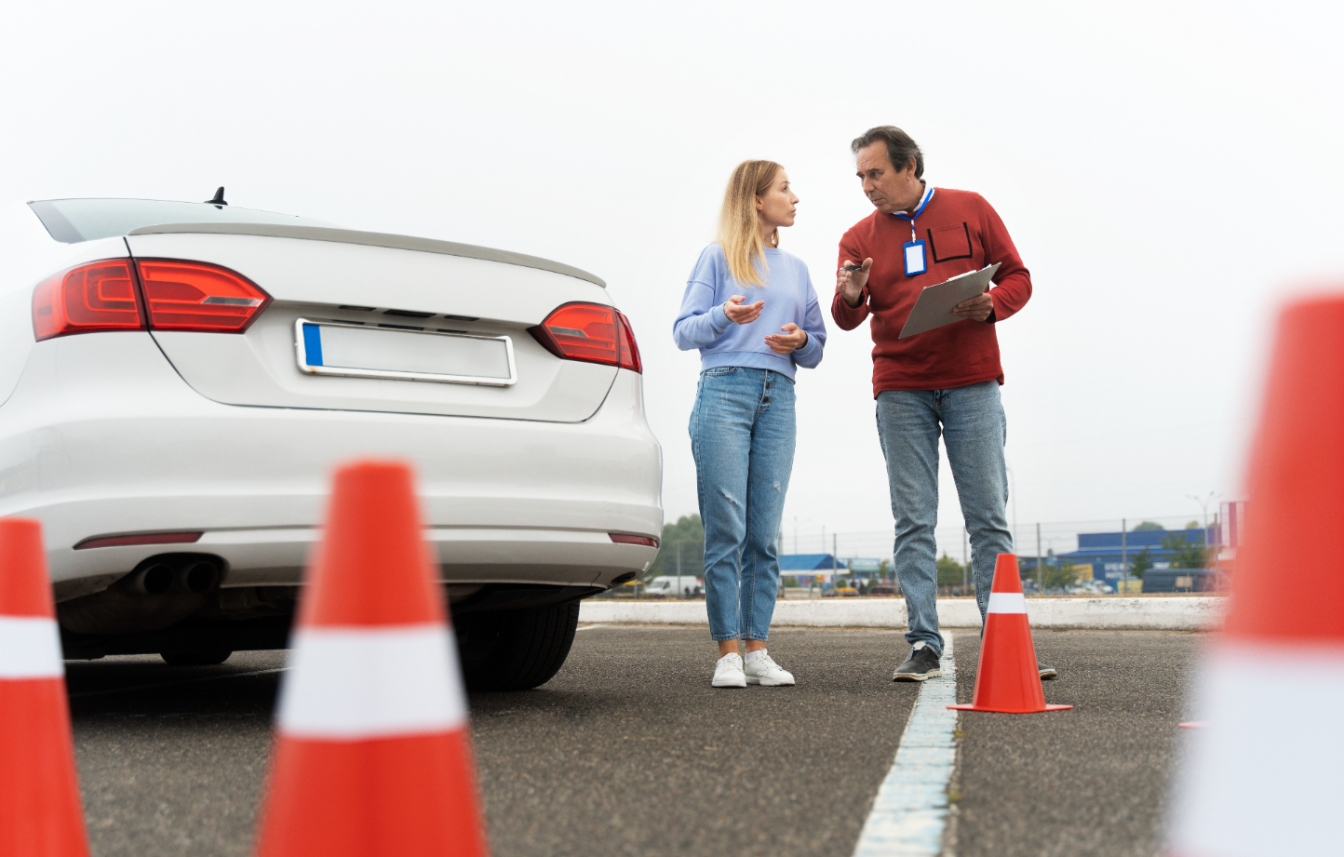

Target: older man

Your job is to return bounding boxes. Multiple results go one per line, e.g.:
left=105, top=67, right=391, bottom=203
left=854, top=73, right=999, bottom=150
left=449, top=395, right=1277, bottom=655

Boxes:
left=832, top=125, right=1054, bottom=682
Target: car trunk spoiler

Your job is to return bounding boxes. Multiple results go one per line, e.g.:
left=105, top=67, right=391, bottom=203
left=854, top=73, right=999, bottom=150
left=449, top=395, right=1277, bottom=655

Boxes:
left=126, top=222, right=606, bottom=288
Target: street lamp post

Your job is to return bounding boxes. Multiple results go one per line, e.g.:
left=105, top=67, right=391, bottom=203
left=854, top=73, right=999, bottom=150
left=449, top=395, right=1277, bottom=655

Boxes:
left=1187, top=491, right=1219, bottom=579
left=1186, top=492, right=1217, bottom=536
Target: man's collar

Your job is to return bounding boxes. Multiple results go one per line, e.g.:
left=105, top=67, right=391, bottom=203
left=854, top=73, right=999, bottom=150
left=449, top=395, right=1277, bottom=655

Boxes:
left=892, top=182, right=934, bottom=219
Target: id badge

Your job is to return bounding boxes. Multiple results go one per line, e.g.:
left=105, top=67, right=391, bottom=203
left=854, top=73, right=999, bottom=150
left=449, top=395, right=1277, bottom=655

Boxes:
left=904, top=240, right=927, bottom=276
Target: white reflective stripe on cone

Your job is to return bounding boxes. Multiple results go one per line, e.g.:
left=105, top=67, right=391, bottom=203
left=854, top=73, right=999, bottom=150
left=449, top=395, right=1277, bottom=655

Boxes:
left=278, top=624, right=467, bottom=739
left=986, top=592, right=1027, bottom=614
left=0, top=616, right=64, bottom=679
left=1168, top=643, right=1344, bottom=857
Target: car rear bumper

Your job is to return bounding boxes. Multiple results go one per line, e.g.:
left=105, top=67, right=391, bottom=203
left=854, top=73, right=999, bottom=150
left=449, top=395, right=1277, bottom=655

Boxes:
left=0, top=333, right=662, bottom=599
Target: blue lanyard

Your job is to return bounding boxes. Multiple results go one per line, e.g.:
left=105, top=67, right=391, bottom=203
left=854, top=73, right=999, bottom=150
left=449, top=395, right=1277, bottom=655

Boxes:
left=892, top=185, right=935, bottom=242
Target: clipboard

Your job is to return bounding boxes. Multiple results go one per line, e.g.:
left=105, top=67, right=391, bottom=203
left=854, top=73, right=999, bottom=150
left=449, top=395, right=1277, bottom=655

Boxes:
left=897, top=263, right=1001, bottom=339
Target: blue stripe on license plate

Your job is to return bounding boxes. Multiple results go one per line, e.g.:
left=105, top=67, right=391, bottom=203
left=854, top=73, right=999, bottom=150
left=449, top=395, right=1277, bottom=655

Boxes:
left=302, top=323, right=324, bottom=366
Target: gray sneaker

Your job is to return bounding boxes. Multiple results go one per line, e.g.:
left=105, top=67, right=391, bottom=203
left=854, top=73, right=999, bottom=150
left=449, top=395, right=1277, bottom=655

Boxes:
left=893, top=641, right=942, bottom=682
left=1038, top=662, right=1058, bottom=680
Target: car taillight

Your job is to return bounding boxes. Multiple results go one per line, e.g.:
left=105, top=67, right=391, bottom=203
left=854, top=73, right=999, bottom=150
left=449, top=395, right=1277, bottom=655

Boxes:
left=609, top=533, right=658, bottom=547
left=529, top=302, right=643, bottom=373
left=31, top=258, right=271, bottom=340
left=136, top=260, right=271, bottom=332
left=32, top=260, right=145, bottom=341
left=73, top=531, right=203, bottom=550
left=615, top=310, right=642, bottom=374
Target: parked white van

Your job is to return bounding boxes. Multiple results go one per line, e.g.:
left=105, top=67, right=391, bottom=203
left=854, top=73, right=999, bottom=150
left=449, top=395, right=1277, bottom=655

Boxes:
left=644, top=576, right=702, bottom=598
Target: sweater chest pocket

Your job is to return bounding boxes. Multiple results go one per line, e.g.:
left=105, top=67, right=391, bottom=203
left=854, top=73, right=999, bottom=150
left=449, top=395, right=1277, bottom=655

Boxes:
left=928, top=223, right=973, bottom=262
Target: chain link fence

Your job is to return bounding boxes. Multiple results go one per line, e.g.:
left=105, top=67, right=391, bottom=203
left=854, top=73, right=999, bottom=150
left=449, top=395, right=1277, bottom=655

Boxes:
left=599, top=507, right=1240, bottom=599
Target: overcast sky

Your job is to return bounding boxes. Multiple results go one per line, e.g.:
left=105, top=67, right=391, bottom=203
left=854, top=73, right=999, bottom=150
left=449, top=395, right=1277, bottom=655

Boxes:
left=3, top=2, right=1341, bottom=558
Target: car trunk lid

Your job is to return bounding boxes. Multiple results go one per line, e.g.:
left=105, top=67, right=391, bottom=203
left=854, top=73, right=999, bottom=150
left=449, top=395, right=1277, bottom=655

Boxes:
left=125, top=225, right=617, bottom=423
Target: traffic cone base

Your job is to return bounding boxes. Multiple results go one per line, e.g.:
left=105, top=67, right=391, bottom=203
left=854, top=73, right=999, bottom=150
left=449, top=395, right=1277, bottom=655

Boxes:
left=949, top=703, right=1072, bottom=714
left=0, top=680, right=91, bottom=857
left=1169, top=643, right=1344, bottom=856
left=253, top=461, right=487, bottom=857
left=948, top=555, right=1072, bottom=714
left=1167, top=295, right=1344, bottom=856
left=0, top=518, right=92, bottom=857
left=256, top=732, right=486, bottom=856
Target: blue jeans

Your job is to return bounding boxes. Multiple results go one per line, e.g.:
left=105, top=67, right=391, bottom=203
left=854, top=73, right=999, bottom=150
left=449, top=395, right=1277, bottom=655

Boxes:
left=876, top=381, right=1013, bottom=656
left=690, top=367, right=796, bottom=641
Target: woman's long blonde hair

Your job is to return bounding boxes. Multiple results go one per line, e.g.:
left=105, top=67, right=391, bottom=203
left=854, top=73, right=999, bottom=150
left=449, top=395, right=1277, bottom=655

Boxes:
left=717, top=160, right=783, bottom=287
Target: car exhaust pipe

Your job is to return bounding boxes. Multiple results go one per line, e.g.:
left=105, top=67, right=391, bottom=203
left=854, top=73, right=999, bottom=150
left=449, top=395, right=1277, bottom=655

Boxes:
left=130, top=562, right=176, bottom=595
left=178, top=560, right=220, bottom=594
left=58, top=553, right=227, bottom=636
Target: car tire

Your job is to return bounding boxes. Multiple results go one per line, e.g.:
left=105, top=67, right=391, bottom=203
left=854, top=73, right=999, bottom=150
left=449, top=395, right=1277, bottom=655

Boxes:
left=455, top=601, right=580, bottom=692
left=160, top=650, right=232, bottom=666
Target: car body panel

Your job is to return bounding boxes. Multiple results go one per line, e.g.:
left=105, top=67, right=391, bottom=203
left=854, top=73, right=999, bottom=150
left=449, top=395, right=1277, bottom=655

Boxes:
left=125, top=232, right=618, bottom=421
left=126, top=221, right=605, bottom=286
left=0, top=235, right=134, bottom=406
left=0, top=331, right=661, bottom=598
left=124, top=231, right=606, bottom=322
left=1, top=202, right=664, bottom=647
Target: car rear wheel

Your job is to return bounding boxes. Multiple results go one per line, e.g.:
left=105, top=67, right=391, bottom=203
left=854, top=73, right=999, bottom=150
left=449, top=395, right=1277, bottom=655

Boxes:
left=160, top=650, right=232, bottom=666
left=454, top=601, right=580, bottom=691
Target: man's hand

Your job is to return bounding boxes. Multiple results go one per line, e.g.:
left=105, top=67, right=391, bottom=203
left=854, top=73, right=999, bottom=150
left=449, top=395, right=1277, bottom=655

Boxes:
left=724, top=294, right=765, bottom=325
left=952, top=292, right=994, bottom=322
left=764, top=323, right=808, bottom=355
left=837, top=258, right=873, bottom=308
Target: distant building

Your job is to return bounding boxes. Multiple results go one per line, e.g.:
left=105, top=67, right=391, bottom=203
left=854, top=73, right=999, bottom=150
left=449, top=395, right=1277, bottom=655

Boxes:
left=780, top=553, right=846, bottom=588
left=844, top=557, right=889, bottom=580
left=781, top=553, right=847, bottom=571
left=1032, top=527, right=1216, bottom=591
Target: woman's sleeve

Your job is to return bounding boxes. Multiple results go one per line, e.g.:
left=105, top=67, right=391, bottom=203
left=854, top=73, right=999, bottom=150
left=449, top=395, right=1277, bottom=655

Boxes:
left=790, top=269, right=827, bottom=369
left=672, top=251, right=731, bottom=351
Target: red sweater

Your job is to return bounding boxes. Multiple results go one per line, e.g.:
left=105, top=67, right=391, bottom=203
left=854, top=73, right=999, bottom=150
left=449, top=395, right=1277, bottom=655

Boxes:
left=831, top=187, right=1031, bottom=396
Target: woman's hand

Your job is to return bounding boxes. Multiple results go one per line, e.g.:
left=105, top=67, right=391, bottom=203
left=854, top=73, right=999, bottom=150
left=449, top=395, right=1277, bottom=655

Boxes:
left=837, top=258, right=873, bottom=308
left=765, top=323, right=808, bottom=355
left=724, top=294, right=765, bottom=325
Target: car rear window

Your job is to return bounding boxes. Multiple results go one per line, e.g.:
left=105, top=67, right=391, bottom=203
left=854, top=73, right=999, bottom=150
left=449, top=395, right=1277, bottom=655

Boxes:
left=28, top=198, right=328, bottom=244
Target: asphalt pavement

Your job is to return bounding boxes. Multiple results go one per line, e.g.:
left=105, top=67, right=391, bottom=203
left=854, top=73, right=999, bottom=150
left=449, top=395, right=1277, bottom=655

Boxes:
left=64, top=626, right=1200, bottom=857
left=950, top=629, right=1200, bottom=857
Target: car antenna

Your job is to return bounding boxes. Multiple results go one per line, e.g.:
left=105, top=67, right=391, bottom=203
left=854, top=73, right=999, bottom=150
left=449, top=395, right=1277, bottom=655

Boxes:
left=205, top=187, right=227, bottom=207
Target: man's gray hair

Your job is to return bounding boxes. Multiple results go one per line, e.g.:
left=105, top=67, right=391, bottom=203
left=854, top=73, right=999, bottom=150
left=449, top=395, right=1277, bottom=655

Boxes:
left=851, top=126, right=924, bottom=179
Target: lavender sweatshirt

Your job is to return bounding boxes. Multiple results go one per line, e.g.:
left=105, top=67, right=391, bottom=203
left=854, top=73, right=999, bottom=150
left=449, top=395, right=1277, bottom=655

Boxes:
left=672, top=244, right=826, bottom=381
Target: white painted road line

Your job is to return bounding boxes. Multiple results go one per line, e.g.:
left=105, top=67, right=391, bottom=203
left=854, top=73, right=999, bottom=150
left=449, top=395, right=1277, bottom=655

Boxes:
left=853, top=636, right=959, bottom=857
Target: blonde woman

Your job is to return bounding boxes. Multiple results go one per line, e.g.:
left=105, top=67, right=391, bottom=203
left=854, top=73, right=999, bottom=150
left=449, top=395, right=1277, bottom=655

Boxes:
left=673, top=161, right=827, bottom=688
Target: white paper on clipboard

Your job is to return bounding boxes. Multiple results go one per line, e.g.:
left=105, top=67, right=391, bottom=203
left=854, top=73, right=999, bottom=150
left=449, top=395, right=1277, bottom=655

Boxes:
left=897, top=263, right=1001, bottom=339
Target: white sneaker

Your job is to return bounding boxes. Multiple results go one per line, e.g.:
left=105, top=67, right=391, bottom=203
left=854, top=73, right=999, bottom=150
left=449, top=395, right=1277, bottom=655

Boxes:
left=744, top=651, right=795, bottom=687
left=712, top=653, right=747, bottom=688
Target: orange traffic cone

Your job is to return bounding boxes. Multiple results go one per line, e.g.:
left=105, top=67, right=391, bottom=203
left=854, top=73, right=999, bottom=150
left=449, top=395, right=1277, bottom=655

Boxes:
left=1167, top=295, right=1344, bottom=856
left=0, top=518, right=91, bottom=857
left=253, top=461, right=488, bottom=857
left=949, top=553, right=1071, bottom=714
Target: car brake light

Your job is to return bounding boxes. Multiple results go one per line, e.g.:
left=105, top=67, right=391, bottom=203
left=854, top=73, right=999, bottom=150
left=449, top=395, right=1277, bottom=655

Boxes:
left=32, top=260, right=145, bottom=341
left=74, top=531, right=203, bottom=550
left=136, top=260, right=271, bottom=332
left=615, top=311, right=642, bottom=373
left=609, top=533, right=658, bottom=547
left=530, top=302, right=643, bottom=373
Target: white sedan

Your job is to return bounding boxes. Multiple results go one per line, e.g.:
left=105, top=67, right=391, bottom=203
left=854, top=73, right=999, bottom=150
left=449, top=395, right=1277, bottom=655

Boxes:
left=0, top=193, right=663, bottom=689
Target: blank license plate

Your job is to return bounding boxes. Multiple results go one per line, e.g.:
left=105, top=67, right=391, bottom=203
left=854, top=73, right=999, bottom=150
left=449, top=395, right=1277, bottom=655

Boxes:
left=295, top=319, right=516, bottom=386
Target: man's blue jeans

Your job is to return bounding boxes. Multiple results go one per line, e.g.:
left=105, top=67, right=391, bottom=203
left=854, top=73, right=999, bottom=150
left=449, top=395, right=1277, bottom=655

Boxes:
left=876, top=381, right=1013, bottom=656
left=690, top=367, right=796, bottom=641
